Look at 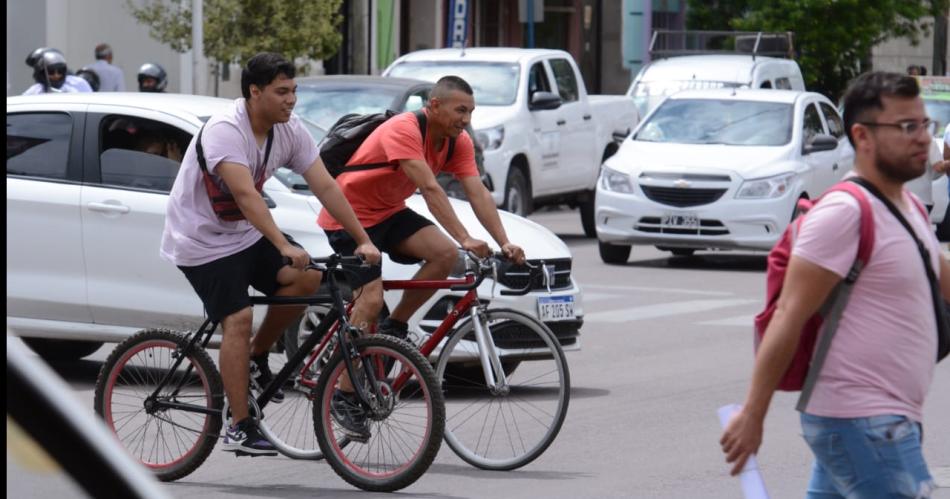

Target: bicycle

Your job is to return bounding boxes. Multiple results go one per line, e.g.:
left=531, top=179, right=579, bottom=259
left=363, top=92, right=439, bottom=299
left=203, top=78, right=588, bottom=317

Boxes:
left=93, top=254, right=445, bottom=493
left=285, top=252, right=571, bottom=470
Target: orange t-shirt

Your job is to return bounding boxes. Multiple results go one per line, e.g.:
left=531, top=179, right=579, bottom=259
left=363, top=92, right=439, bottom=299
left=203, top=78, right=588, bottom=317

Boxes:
left=317, top=110, right=479, bottom=230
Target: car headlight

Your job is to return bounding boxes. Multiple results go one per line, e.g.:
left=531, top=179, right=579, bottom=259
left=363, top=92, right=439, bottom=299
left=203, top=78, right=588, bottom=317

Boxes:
left=736, top=172, right=796, bottom=199
left=600, top=167, right=634, bottom=193
left=475, top=125, right=504, bottom=151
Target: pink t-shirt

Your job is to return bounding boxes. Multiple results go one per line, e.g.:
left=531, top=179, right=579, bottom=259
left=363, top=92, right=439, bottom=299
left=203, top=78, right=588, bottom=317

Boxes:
left=161, top=99, right=319, bottom=266
left=793, top=186, right=939, bottom=422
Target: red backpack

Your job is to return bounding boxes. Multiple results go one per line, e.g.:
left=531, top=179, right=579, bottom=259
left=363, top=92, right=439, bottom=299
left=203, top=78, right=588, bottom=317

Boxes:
left=195, top=125, right=273, bottom=222
left=753, top=179, right=874, bottom=406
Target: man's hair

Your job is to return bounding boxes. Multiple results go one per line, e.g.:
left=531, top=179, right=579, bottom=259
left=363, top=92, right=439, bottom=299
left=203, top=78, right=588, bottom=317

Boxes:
left=241, top=52, right=295, bottom=99
left=429, top=75, right=474, bottom=104
left=841, top=71, right=919, bottom=147
left=95, top=43, right=112, bottom=60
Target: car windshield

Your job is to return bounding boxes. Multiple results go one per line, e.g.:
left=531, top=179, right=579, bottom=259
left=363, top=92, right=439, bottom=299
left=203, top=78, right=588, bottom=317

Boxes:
left=386, top=62, right=520, bottom=105
left=295, top=86, right=400, bottom=130
left=629, top=80, right=744, bottom=117
left=634, top=98, right=793, bottom=146
left=923, top=97, right=950, bottom=138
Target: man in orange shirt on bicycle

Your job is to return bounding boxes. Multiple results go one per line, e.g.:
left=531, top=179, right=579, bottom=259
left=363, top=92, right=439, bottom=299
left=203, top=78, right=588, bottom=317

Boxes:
left=317, top=75, right=525, bottom=440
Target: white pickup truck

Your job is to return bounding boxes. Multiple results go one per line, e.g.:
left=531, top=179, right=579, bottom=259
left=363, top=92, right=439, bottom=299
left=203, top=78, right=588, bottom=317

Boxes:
left=383, top=48, right=638, bottom=236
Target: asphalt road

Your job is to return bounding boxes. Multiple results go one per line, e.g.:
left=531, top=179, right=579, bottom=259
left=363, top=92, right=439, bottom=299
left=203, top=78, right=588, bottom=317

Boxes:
left=8, top=208, right=950, bottom=498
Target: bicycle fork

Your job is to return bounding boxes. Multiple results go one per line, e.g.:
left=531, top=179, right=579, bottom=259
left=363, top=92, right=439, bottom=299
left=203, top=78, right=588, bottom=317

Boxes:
left=471, top=308, right=510, bottom=395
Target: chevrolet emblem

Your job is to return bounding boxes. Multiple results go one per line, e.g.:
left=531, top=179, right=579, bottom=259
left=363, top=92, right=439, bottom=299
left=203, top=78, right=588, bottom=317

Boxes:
left=673, top=179, right=691, bottom=188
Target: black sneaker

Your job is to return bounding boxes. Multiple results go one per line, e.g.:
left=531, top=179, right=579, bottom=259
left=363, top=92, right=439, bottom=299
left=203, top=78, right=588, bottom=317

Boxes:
left=250, top=354, right=284, bottom=403
left=222, top=418, right=278, bottom=456
left=378, top=317, right=409, bottom=341
left=330, top=390, right=371, bottom=442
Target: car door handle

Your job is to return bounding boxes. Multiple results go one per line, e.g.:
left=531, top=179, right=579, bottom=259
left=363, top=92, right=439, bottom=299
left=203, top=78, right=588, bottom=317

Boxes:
left=87, top=202, right=131, bottom=214
left=583, top=114, right=592, bottom=121
left=556, top=119, right=566, bottom=126
left=832, top=163, right=839, bottom=171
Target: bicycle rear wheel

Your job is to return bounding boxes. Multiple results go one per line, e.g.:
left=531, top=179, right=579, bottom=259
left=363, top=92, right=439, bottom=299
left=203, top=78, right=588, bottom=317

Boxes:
left=436, top=308, right=570, bottom=470
left=94, top=329, right=223, bottom=482
left=314, top=335, right=444, bottom=492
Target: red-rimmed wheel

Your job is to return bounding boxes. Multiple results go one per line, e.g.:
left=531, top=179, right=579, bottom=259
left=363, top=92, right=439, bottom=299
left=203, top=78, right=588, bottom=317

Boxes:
left=314, top=335, right=444, bottom=492
left=94, top=329, right=223, bottom=482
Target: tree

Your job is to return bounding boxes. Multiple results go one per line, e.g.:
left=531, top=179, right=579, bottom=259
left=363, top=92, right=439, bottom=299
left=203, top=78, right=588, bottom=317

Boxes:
left=687, top=0, right=949, bottom=100
left=126, top=0, right=344, bottom=73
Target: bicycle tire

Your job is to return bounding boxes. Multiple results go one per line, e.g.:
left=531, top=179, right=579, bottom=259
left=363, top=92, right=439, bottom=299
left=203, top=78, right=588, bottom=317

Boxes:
left=93, top=329, right=223, bottom=482
left=436, top=308, right=570, bottom=470
left=314, top=335, right=445, bottom=492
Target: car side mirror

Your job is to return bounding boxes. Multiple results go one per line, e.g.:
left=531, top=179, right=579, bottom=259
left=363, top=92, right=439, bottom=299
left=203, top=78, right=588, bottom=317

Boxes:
left=529, top=91, right=562, bottom=111
left=803, top=134, right=838, bottom=155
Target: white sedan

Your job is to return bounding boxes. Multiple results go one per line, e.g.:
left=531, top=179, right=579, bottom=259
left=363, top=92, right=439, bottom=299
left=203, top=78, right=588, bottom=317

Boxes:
left=596, top=89, right=854, bottom=262
left=6, top=92, right=583, bottom=361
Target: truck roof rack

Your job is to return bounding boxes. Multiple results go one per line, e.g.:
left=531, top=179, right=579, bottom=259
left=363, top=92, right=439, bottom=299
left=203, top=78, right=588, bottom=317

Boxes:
left=649, top=30, right=795, bottom=60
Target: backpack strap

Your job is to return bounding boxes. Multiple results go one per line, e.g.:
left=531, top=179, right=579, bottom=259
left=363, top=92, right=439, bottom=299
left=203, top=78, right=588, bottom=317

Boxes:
left=195, top=124, right=273, bottom=182
left=796, top=178, right=876, bottom=410
left=849, top=177, right=950, bottom=362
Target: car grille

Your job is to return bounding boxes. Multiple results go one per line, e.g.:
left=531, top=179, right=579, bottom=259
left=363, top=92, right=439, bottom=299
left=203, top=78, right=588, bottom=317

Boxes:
left=640, top=185, right=728, bottom=207
left=498, top=258, right=572, bottom=291
left=463, top=319, right=581, bottom=349
left=635, top=217, right=730, bottom=236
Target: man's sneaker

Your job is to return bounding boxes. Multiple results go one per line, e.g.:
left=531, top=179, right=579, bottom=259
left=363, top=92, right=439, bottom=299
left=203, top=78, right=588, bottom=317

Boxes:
left=250, top=354, right=284, bottom=403
left=378, top=317, right=409, bottom=341
left=331, top=390, right=371, bottom=442
left=222, top=418, right=278, bottom=456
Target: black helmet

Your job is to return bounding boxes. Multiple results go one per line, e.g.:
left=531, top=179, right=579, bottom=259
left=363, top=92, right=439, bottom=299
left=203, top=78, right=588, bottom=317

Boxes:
left=32, top=50, right=69, bottom=90
left=76, top=66, right=101, bottom=92
left=25, top=47, right=63, bottom=68
left=137, top=63, right=167, bottom=92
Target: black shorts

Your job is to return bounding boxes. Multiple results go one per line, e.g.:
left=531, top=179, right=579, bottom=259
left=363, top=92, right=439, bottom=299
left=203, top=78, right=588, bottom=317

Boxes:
left=178, top=234, right=296, bottom=322
left=325, top=208, right=435, bottom=288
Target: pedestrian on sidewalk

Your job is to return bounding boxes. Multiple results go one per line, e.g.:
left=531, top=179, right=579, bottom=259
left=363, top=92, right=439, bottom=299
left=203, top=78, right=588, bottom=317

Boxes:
left=87, top=43, right=125, bottom=91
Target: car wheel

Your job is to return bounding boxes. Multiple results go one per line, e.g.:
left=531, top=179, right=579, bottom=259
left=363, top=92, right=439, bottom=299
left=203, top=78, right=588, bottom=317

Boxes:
left=580, top=192, right=596, bottom=238
left=22, top=338, right=104, bottom=361
left=936, top=205, right=950, bottom=242
left=504, top=167, right=531, bottom=216
left=598, top=241, right=631, bottom=264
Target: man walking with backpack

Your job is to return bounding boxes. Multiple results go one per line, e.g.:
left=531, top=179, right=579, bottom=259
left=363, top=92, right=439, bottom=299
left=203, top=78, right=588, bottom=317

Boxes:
left=720, top=72, right=949, bottom=497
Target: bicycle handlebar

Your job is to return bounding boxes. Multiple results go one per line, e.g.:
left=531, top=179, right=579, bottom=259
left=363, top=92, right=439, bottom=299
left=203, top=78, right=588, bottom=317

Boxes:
left=448, top=251, right=542, bottom=296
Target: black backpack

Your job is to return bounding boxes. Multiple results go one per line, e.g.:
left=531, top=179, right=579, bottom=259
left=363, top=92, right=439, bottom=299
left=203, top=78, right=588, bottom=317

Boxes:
left=320, top=109, right=455, bottom=178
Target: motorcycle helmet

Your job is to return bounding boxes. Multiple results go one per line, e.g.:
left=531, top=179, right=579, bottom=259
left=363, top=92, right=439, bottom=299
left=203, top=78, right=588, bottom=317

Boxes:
left=137, top=63, right=167, bottom=92
left=76, top=66, right=101, bottom=92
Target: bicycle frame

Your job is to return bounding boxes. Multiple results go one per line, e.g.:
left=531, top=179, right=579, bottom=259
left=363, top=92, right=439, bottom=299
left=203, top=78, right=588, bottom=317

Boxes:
left=145, top=264, right=386, bottom=419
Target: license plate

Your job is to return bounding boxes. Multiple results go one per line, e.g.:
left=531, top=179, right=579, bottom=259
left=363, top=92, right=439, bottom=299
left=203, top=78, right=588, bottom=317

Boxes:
left=661, top=212, right=699, bottom=229
left=537, top=296, right=575, bottom=322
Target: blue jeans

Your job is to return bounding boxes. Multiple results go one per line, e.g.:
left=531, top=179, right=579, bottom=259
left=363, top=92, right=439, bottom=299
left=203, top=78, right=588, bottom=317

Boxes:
left=800, top=413, right=935, bottom=498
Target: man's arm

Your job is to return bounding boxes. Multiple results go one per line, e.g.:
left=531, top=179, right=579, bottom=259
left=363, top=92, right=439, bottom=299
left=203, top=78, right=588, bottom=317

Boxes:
left=720, top=256, right=841, bottom=475
left=459, top=175, right=525, bottom=263
left=400, top=159, right=487, bottom=254
left=301, top=160, right=380, bottom=264
left=216, top=162, right=308, bottom=268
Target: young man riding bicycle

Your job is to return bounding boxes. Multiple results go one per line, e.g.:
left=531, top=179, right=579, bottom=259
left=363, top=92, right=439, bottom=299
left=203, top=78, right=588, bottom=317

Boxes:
left=161, top=52, right=380, bottom=456
left=317, top=75, right=526, bottom=440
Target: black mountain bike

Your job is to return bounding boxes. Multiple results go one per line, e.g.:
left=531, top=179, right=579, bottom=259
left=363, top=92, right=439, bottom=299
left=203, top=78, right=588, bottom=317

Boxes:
left=93, top=255, right=445, bottom=492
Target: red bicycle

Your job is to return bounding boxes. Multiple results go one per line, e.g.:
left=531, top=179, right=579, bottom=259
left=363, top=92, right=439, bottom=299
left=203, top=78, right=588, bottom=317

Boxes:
left=283, top=252, right=570, bottom=471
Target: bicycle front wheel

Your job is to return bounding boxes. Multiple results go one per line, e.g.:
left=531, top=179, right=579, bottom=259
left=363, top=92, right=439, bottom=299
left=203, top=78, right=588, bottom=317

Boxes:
left=93, top=329, right=223, bottom=482
left=314, top=335, right=444, bottom=492
left=436, top=308, right=570, bottom=470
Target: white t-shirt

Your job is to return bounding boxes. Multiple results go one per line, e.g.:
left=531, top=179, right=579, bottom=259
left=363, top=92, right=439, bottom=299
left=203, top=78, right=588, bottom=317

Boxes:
left=793, top=185, right=939, bottom=422
left=160, top=98, right=319, bottom=267
left=22, top=75, right=92, bottom=95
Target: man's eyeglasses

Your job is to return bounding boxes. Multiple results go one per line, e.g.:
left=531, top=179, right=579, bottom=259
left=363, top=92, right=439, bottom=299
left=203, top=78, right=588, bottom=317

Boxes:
left=858, top=119, right=936, bottom=137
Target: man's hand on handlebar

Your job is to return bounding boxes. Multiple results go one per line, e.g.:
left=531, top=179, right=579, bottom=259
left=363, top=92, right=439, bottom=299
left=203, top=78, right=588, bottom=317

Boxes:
left=500, top=243, right=525, bottom=265
left=461, top=237, right=491, bottom=258
left=354, top=242, right=382, bottom=266
left=281, top=244, right=311, bottom=270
